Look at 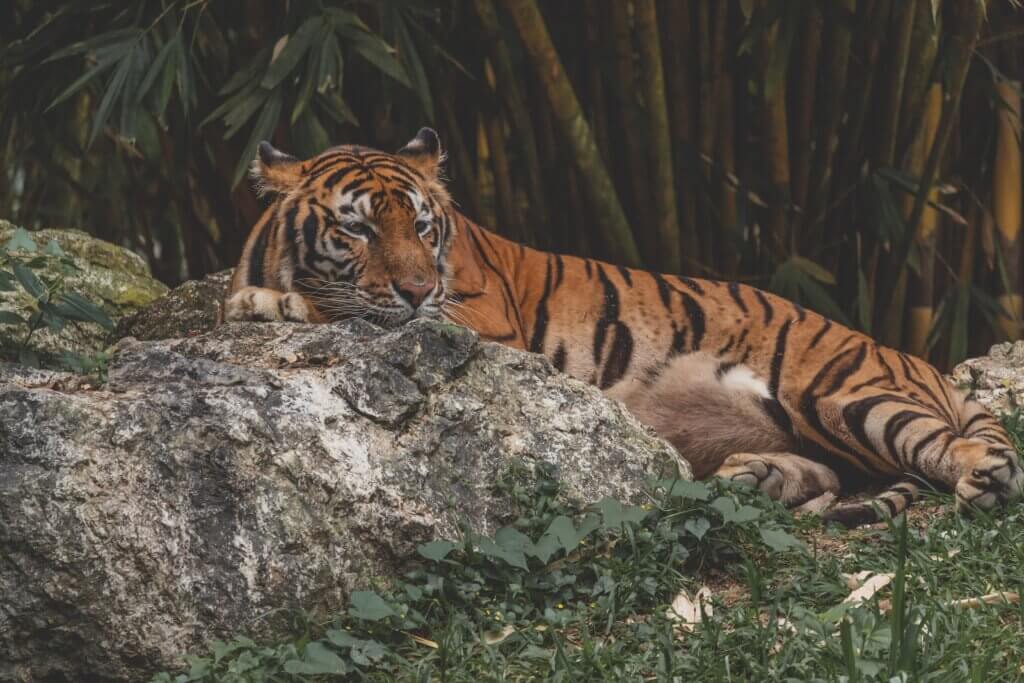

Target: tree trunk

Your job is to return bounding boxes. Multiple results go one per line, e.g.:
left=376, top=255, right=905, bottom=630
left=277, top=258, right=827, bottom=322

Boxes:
left=634, top=0, right=681, bottom=274
left=502, top=0, right=641, bottom=266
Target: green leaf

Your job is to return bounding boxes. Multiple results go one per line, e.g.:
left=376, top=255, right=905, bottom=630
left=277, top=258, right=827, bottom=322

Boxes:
left=232, top=90, right=283, bottom=187
left=338, top=24, right=411, bottom=88
left=476, top=535, right=528, bottom=570
left=348, top=590, right=396, bottom=621
left=655, top=478, right=712, bottom=501
left=534, top=515, right=582, bottom=563
left=417, top=540, right=457, bottom=562
left=0, top=311, right=25, bottom=325
left=12, top=262, right=46, bottom=300
left=593, top=497, right=648, bottom=529
left=261, top=19, right=320, bottom=90
left=684, top=517, right=711, bottom=540
left=316, top=91, right=358, bottom=127
left=136, top=36, right=175, bottom=104
left=711, top=496, right=762, bottom=525
left=283, top=642, right=350, bottom=675
left=0, top=271, right=17, bottom=292
left=5, top=228, right=38, bottom=252
left=56, top=292, right=114, bottom=330
left=759, top=526, right=805, bottom=552
left=789, top=255, right=836, bottom=285
left=42, top=239, right=65, bottom=257
left=89, top=47, right=134, bottom=146
left=218, top=47, right=272, bottom=95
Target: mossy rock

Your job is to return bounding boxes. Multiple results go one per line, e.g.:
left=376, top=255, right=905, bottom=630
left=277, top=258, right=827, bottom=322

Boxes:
left=116, top=269, right=232, bottom=341
left=0, top=220, right=168, bottom=358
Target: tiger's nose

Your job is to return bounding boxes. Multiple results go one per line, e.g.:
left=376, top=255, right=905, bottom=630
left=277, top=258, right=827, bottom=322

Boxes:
left=393, top=279, right=435, bottom=308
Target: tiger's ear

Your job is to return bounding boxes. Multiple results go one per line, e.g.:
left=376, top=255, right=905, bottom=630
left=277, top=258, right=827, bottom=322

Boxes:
left=251, top=141, right=302, bottom=195
left=397, top=127, right=444, bottom=178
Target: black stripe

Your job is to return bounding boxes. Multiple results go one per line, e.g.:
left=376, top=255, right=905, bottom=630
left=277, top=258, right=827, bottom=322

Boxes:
left=652, top=273, right=673, bottom=311
left=799, top=344, right=872, bottom=467
left=593, top=265, right=619, bottom=364
left=600, top=323, right=633, bottom=389
left=715, top=361, right=738, bottom=379
left=808, top=319, right=832, bottom=349
left=753, top=289, right=773, bottom=324
left=679, top=292, right=706, bottom=351
left=584, top=260, right=593, bottom=279
left=793, top=303, right=806, bottom=322
left=301, top=212, right=321, bottom=272
left=762, top=397, right=794, bottom=435
left=617, top=265, right=633, bottom=286
left=247, top=220, right=272, bottom=287
left=896, top=353, right=956, bottom=426
left=883, top=410, right=933, bottom=467
left=769, top=319, right=791, bottom=396
left=552, top=343, right=567, bottom=372
left=841, top=393, right=921, bottom=465
left=717, top=335, right=736, bottom=355
left=554, top=255, right=565, bottom=290
left=470, top=225, right=528, bottom=337
left=677, top=276, right=705, bottom=295
left=728, top=282, right=748, bottom=314
left=528, top=257, right=553, bottom=354
left=961, top=411, right=995, bottom=434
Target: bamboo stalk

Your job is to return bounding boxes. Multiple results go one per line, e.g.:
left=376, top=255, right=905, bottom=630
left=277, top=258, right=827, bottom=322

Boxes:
left=475, top=113, right=498, bottom=230
left=437, top=84, right=484, bottom=223
left=905, top=84, right=944, bottom=358
left=718, top=66, right=739, bottom=278
left=635, top=0, right=681, bottom=274
left=876, top=0, right=917, bottom=167
left=483, top=60, right=526, bottom=242
left=898, top=0, right=940, bottom=163
left=803, top=0, right=856, bottom=249
left=606, top=0, right=653, bottom=246
left=792, top=4, right=822, bottom=213
left=893, top=0, right=986, bottom=290
left=583, top=0, right=611, bottom=162
left=502, top=0, right=642, bottom=265
left=993, top=79, right=1023, bottom=340
left=759, top=9, right=792, bottom=260
left=659, top=0, right=700, bottom=269
left=472, top=0, right=548, bottom=237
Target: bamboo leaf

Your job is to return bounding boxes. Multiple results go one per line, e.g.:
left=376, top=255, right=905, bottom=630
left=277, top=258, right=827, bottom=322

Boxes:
left=46, top=40, right=133, bottom=111
left=55, top=292, right=114, bottom=330
left=12, top=262, right=46, bottom=300
left=337, top=24, right=411, bottom=88
left=88, top=48, right=133, bottom=146
left=261, top=19, right=321, bottom=90
left=233, top=90, right=283, bottom=187
left=136, top=37, right=175, bottom=104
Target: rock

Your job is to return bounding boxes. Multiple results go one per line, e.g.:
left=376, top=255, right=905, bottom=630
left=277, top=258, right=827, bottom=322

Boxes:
left=0, top=319, right=685, bottom=682
left=116, top=269, right=232, bottom=341
left=0, top=220, right=168, bottom=358
left=950, top=341, right=1024, bottom=415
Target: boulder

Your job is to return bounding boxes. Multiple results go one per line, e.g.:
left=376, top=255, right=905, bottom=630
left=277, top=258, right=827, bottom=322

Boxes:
left=950, top=340, right=1024, bottom=415
left=0, top=220, right=168, bottom=358
left=0, top=319, right=685, bottom=682
left=115, top=269, right=231, bottom=341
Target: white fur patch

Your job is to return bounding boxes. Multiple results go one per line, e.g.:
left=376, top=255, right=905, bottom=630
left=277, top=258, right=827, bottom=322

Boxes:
left=719, top=365, right=771, bottom=399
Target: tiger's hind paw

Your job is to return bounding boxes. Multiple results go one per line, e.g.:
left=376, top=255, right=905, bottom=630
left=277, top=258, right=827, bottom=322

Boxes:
left=956, top=449, right=1024, bottom=513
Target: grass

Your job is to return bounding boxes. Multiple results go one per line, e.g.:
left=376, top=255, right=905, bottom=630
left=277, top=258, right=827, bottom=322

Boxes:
left=153, top=424, right=1024, bottom=683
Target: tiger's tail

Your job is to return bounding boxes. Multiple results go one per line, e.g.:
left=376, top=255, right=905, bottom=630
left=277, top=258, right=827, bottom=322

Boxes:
left=821, top=481, right=921, bottom=528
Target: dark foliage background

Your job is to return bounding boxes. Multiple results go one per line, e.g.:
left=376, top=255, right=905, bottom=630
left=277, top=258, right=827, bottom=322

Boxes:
left=1, top=0, right=1022, bottom=368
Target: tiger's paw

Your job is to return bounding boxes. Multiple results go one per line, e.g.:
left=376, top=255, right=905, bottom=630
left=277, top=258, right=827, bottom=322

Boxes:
left=956, top=449, right=1024, bottom=513
left=717, top=453, right=784, bottom=500
left=224, top=287, right=320, bottom=323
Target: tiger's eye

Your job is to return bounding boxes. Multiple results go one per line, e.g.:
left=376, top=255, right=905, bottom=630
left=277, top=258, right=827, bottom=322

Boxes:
left=415, top=219, right=432, bottom=236
left=341, top=221, right=371, bottom=238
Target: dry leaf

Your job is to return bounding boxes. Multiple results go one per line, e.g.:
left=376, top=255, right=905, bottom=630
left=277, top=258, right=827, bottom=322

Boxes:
left=483, top=625, right=516, bottom=645
left=404, top=632, right=438, bottom=649
left=842, top=570, right=875, bottom=591
left=842, top=573, right=893, bottom=604
left=666, top=586, right=713, bottom=632
left=948, top=592, right=1020, bottom=609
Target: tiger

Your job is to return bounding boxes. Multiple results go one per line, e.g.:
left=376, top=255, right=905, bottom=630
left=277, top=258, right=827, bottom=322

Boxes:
left=224, top=128, right=1023, bottom=527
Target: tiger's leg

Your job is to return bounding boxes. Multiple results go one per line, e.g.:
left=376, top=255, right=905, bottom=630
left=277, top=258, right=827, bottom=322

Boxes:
left=714, top=452, right=840, bottom=507
left=807, top=390, right=1023, bottom=522
left=223, top=286, right=325, bottom=323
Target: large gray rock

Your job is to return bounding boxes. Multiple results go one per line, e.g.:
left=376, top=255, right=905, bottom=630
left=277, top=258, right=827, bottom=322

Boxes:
left=0, top=319, right=685, bottom=682
left=950, top=340, right=1024, bottom=415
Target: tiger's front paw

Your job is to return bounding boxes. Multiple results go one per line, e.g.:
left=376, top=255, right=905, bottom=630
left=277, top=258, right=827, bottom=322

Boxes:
left=224, top=287, right=320, bottom=323
left=956, top=449, right=1024, bottom=513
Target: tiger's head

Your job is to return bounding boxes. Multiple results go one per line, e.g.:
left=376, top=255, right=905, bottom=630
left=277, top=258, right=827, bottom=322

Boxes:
left=250, top=128, right=455, bottom=325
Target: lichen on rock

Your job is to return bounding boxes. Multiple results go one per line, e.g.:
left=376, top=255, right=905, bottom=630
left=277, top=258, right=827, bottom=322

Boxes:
left=0, top=220, right=168, bottom=357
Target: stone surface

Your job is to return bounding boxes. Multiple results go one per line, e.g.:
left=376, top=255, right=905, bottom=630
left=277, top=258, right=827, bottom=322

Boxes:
left=115, top=269, right=231, bottom=341
left=0, top=220, right=168, bottom=356
left=950, top=340, right=1024, bottom=415
left=0, top=319, right=685, bottom=682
